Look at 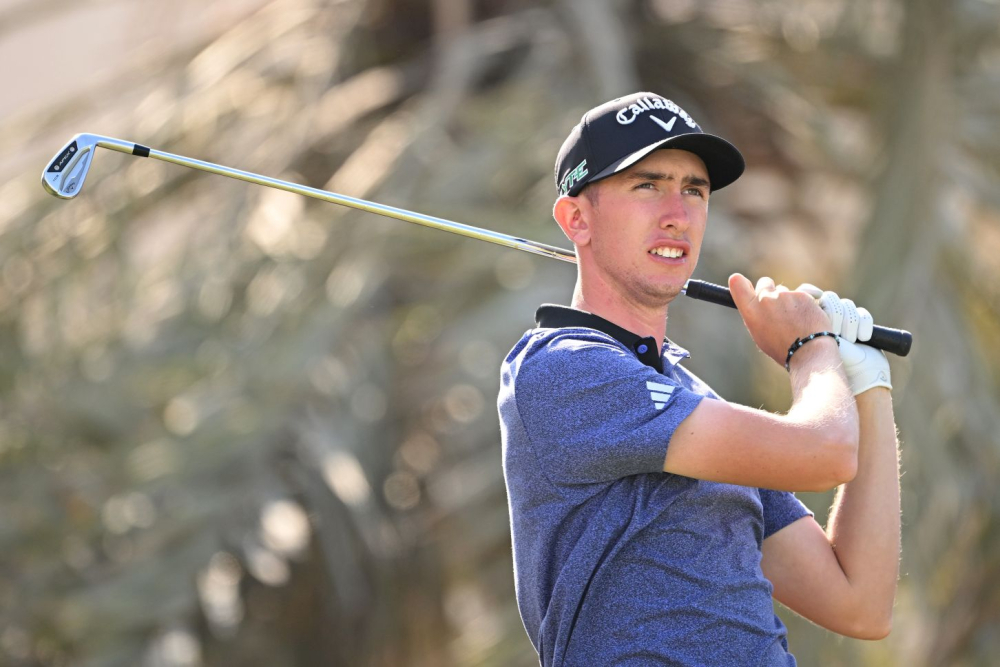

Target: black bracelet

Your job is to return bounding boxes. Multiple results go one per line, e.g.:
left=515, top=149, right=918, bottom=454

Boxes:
left=785, top=331, right=839, bottom=371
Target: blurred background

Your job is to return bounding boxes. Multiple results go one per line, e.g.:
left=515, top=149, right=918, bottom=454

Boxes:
left=1, top=0, right=999, bottom=665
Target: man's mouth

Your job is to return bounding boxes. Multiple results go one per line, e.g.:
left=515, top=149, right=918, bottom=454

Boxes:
left=648, top=246, right=686, bottom=259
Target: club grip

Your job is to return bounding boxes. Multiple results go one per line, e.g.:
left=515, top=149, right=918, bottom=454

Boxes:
left=684, top=279, right=739, bottom=309
left=683, top=279, right=913, bottom=357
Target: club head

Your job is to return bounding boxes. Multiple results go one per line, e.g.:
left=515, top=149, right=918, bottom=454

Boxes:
left=41, top=134, right=99, bottom=199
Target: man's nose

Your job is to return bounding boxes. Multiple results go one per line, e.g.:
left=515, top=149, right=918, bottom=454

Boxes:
left=658, top=192, right=689, bottom=230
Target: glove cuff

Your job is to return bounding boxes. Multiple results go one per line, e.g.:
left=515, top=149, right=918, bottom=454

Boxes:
left=848, top=369, right=892, bottom=396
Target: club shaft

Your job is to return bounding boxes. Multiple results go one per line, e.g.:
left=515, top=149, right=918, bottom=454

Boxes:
left=111, top=140, right=578, bottom=265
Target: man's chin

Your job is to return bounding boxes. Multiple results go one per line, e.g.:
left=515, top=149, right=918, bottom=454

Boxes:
left=636, top=282, right=684, bottom=308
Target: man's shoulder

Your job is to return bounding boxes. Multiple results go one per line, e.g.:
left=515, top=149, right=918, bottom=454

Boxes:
left=503, top=326, right=633, bottom=373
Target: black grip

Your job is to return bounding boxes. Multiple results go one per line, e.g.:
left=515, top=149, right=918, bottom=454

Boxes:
left=683, top=279, right=913, bottom=357
left=864, top=325, right=912, bottom=357
left=684, top=278, right=738, bottom=309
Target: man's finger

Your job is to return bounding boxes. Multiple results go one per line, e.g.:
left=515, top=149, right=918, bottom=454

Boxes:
left=795, top=283, right=823, bottom=299
left=841, top=298, right=860, bottom=342
left=755, top=276, right=776, bottom=295
left=857, top=307, right=874, bottom=342
left=728, top=273, right=756, bottom=310
left=818, top=291, right=844, bottom=333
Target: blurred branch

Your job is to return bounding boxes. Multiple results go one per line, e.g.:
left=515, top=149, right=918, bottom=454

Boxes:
left=558, top=0, right=639, bottom=98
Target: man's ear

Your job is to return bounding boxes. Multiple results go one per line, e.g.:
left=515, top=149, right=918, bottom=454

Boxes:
left=553, top=195, right=592, bottom=247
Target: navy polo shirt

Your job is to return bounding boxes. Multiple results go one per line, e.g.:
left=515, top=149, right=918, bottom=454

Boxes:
left=498, top=305, right=812, bottom=666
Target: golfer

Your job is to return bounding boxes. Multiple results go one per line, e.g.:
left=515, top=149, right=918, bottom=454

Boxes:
left=498, top=92, right=901, bottom=666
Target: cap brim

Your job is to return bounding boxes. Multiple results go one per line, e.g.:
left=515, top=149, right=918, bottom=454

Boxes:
left=582, top=133, right=745, bottom=193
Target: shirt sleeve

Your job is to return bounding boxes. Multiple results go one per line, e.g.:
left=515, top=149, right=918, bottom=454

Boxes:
left=759, top=489, right=814, bottom=539
left=513, top=331, right=705, bottom=485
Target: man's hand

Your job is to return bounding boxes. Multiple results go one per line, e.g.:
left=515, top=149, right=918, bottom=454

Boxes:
left=728, top=274, right=832, bottom=367
left=797, top=284, right=892, bottom=396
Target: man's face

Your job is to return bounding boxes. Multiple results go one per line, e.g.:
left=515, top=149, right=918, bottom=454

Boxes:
left=577, top=149, right=710, bottom=308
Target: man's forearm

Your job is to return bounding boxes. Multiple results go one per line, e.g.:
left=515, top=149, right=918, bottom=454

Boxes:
left=824, top=388, right=901, bottom=634
left=785, top=340, right=861, bottom=488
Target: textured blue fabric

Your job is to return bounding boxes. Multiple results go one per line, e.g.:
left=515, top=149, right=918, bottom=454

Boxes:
left=499, top=325, right=813, bottom=666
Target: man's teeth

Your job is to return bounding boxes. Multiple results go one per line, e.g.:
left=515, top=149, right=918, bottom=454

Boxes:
left=649, top=247, right=684, bottom=258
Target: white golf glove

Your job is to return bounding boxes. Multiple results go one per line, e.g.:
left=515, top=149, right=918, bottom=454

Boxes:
left=797, top=284, right=892, bottom=396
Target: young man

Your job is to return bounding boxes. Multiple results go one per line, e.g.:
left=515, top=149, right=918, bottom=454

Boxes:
left=498, top=93, right=901, bottom=666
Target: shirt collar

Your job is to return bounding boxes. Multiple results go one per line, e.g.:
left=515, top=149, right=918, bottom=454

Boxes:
left=534, top=304, right=690, bottom=373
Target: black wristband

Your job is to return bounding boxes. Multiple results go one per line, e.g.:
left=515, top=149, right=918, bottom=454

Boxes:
left=785, top=331, right=839, bottom=371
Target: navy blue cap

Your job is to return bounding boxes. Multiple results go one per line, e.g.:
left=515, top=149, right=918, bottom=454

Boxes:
left=555, top=92, right=745, bottom=197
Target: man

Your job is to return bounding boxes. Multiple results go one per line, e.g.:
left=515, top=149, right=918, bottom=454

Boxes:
left=498, top=93, right=901, bottom=666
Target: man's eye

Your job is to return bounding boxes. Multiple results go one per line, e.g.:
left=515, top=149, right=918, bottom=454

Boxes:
left=634, top=182, right=655, bottom=190
left=684, top=187, right=705, bottom=198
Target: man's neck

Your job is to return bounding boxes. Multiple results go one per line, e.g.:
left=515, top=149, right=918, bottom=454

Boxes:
left=570, top=283, right=669, bottom=343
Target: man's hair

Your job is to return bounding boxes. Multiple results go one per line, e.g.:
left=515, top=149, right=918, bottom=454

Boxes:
left=581, top=182, right=600, bottom=208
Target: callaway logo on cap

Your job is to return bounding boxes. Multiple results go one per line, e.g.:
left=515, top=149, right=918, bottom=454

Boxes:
left=555, top=92, right=745, bottom=197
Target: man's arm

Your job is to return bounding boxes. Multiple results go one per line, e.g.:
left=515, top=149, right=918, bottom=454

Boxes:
left=760, top=387, right=900, bottom=639
left=664, top=340, right=859, bottom=492
left=662, top=274, right=860, bottom=493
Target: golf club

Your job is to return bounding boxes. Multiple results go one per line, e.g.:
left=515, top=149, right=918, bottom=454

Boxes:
left=42, top=133, right=912, bottom=356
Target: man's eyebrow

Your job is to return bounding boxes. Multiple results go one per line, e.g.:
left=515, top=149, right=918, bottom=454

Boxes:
left=623, top=170, right=667, bottom=182
left=624, top=171, right=711, bottom=188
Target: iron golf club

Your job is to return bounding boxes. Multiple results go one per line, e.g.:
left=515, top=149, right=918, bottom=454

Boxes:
left=42, top=133, right=912, bottom=356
